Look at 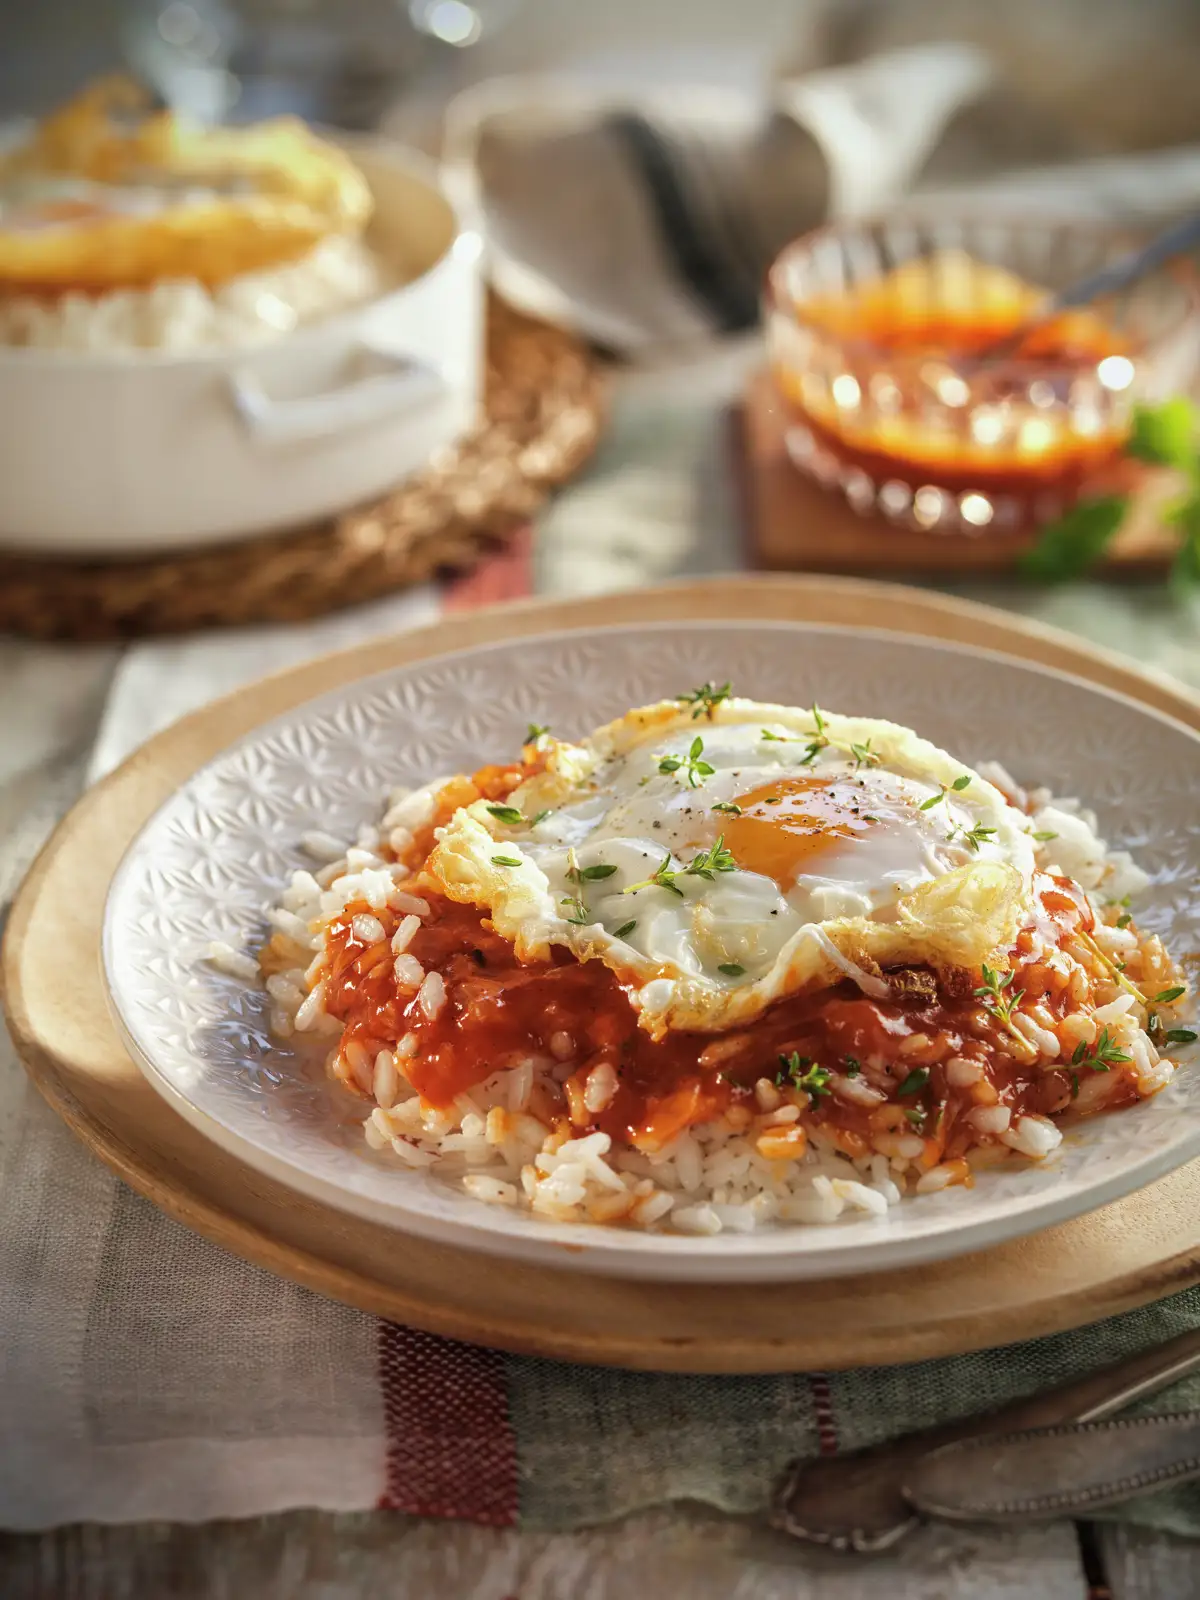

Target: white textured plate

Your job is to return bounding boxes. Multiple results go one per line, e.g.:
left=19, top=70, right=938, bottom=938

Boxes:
left=102, top=621, right=1200, bottom=1282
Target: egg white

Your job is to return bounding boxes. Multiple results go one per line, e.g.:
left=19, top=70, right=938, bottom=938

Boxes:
left=424, top=700, right=1037, bottom=1037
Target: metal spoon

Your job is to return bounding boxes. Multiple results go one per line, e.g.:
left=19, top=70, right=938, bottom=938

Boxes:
left=770, top=1324, right=1200, bottom=1553
left=962, top=207, right=1200, bottom=367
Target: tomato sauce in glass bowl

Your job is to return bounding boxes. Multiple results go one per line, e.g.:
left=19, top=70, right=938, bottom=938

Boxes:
left=765, top=219, right=1200, bottom=536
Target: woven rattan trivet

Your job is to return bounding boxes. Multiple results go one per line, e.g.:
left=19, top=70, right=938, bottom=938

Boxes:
left=0, top=297, right=607, bottom=642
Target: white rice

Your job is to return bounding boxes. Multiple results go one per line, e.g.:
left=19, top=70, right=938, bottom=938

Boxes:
left=0, top=234, right=392, bottom=353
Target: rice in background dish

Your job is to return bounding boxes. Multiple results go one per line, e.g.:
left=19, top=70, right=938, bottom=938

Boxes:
left=0, top=233, right=393, bottom=353
left=215, top=692, right=1193, bottom=1235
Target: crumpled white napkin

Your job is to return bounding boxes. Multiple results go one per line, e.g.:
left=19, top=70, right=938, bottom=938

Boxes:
left=440, top=43, right=993, bottom=352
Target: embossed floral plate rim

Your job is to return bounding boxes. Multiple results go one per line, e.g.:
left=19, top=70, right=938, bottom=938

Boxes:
left=101, top=619, right=1200, bottom=1283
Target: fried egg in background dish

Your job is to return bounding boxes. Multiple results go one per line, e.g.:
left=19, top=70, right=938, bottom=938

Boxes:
left=424, top=699, right=1038, bottom=1037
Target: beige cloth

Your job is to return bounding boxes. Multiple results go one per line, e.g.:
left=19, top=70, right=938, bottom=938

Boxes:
left=439, top=45, right=1200, bottom=357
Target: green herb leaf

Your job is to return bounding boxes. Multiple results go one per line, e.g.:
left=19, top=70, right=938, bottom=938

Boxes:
left=1154, top=986, right=1187, bottom=1004
left=904, top=1107, right=927, bottom=1128
left=843, top=1056, right=861, bottom=1077
left=659, top=735, right=714, bottom=788
left=952, top=822, right=998, bottom=853
left=486, top=803, right=525, bottom=826
left=1019, top=494, right=1127, bottom=583
left=577, top=863, right=618, bottom=882
left=1070, top=1026, right=1132, bottom=1073
left=1127, top=396, right=1198, bottom=468
left=1032, top=830, right=1058, bottom=842
left=1116, top=912, right=1133, bottom=929
left=491, top=853, right=523, bottom=868
left=717, top=962, right=745, bottom=977
left=623, top=851, right=684, bottom=897
left=530, top=809, right=551, bottom=826
left=613, top=920, right=637, bottom=939
left=759, top=728, right=793, bottom=743
left=559, top=896, right=591, bottom=925
left=922, top=774, right=972, bottom=811
left=850, top=740, right=880, bottom=772
left=897, top=1067, right=930, bottom=1096
left=775, top=1051, right=832, bottom=1097
left=678, top=681, right=731, bottom=719
left=684, top=836, right=737, bottom=880
left=974, top=963, right=1024, bottom=1029
left=1165, top=1028, right=1198, bottom=1047
left=712, top=801, right=743, bottom=815
left=525, top=723, right=550, bottom=744
left=624, top=836, right=737, bottom=897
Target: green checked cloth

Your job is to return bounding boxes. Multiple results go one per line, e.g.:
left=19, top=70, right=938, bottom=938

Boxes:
left=4, top=1058, right=1200, bottom=1531
left=375, top=1286, right=1200, bottom=1532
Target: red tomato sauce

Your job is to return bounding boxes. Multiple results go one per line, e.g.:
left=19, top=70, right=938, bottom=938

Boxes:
left=321, top=868, right=1123, bottom=1161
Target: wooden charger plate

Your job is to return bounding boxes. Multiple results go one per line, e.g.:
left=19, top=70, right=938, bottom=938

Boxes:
left=6, top=576, right=1200, bottom=1373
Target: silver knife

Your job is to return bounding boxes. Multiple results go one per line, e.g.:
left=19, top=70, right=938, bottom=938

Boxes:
left=904, top=1411, right=1200, bottom=1523
left=771, top=1325, right=1200, bottom=1553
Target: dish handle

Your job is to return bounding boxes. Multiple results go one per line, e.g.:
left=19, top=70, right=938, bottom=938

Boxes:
left=229, top=345, right=448, bottom=447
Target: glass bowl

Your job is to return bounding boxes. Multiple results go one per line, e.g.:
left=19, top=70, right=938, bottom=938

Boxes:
left=764, top=214, right=1200, bottom=536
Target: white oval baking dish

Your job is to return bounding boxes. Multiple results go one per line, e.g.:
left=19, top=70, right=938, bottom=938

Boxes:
left=0, top=137, right=483, bottom=556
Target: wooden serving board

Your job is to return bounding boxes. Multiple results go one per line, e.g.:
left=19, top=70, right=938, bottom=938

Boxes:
left=5, top=577, right=1200, bottom=1374
left=738, top=369, right=1179, bottom=577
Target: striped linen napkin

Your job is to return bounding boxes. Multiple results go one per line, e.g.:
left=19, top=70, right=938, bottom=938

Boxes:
left=439, top=46, right=1200, bottom=361
left=440, top=43, right=996, bottom=353
left=1, top=529, right=1200, bottom=1537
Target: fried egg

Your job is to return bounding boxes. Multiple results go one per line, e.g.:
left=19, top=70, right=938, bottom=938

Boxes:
left=425, top=700, right=1038, bottom=1037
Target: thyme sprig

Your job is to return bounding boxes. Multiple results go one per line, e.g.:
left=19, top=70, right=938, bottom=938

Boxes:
left=1071, top=1027, right=1132, bottom=1074
left=623, top=852, right=684, bottom=897
left=658, top=734, right=715, bottom=788
left=678, top=681, right=731, bottom=719
left=760, top=704, right=883, bottom=771
left=775, top=1051, right=832, bottom=1097
left=1144, top=984, right=1193, bottom=1050
left=919, top=775, right=972, bottom=810
left=559, top=849, right=618, bottom=927
left=949, top=822, right=998, bottom=853
left=974, top=963, right=1024, bottom=1029
left=1077, top=928, right=1148, bottom=1008
left=623, top=836, right=737, bottom=896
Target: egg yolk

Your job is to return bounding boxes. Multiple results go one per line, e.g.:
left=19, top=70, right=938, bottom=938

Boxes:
left=721, top=774, right=890, bottom=888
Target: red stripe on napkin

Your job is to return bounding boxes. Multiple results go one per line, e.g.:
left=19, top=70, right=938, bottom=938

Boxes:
left=444, top=526, right=534, bottom=612
left=809, top=1373, right=839, bottom=1455
left=377, top=1324, right=520, bottom=1525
